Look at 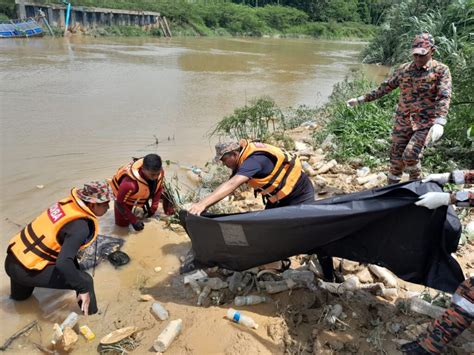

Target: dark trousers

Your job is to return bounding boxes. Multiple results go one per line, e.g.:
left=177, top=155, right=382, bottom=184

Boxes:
left=265, top=173, right=335, bottom=281
left=4, top=253, right=98, bottom=315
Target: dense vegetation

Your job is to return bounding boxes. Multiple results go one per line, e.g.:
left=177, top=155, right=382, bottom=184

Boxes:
left=3, top=0, right=378, bottom=38
left=211, top=0, right=473, bottom=171
left=314, top=0, right=473, bottom=171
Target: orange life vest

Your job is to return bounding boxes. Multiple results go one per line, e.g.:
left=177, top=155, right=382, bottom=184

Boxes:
left=237, top=139, right=302, bottom=203
left=8, top=189, right=99, bottom=271
left=111, top=158, right=164, bottom=208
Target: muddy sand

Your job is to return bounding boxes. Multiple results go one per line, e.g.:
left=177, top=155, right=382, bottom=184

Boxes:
left=1, top=207, right=473, bottom=354
left=1, top=128, right=473, bottom=354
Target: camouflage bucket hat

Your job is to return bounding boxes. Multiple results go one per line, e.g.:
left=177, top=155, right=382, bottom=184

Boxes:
left=77, top=180, right=115, bottom=203
left=213, top=141, right=240, bottom=162
left=412, top=32, right=435, bottom=55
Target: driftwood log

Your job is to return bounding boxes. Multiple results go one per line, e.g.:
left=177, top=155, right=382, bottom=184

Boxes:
left=0, top=320, right=38, bottom=351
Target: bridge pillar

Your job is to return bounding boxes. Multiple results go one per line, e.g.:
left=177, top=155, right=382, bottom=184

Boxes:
left=59, top=8, right=65, bottom=27
left=17, top=0, right=27, bottom=19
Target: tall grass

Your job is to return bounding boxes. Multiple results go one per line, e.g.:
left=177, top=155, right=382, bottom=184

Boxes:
left=312, top=73, right=395, bottom=167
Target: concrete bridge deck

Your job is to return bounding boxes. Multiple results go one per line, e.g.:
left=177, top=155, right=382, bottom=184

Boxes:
left=15, top=0, right=162, bottom=29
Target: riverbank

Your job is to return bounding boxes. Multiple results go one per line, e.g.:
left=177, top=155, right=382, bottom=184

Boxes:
left=1, top=1, right=377, bottom=39
left=34, top=21, right=376, bottom=40
left=1, top=125, right=472, bottom=354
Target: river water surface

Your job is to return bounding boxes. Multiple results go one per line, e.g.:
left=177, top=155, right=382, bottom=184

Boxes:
left=0, top=36, right=388, bottom=343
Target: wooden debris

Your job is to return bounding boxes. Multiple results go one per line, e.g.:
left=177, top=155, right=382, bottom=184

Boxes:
left=0, top=320, right=38, bottom=351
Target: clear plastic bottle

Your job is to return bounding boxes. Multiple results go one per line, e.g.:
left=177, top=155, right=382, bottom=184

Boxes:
left=234, top=295, right=268, bottom=306
left=410, top=297, right=445, bottom=319
left=151, top=302, right=169, bottom=320
left=226, top=308, right=259, bottom=329
left=60, top=312, right=79, bottom=330
left=265, top=279, right=296, bottom=294
left=197, top=285, right=211, bottom=306
left=188, top=279, right=201, bottom=295
left=228, top=272, right=243, bottom=293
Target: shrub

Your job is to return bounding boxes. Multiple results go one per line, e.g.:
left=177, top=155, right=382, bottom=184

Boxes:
left=255, top=5, right=308, bottom=31
left=210, top=97, right=284, bottom=141
left=312, top=74, right=396, bottom=167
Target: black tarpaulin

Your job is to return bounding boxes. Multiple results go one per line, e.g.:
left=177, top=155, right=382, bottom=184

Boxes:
left=182, top=181, right=464, bottom=293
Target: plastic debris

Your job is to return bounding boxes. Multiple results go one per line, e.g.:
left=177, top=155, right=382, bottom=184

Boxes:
left=153, top=319, right=182, bottom=352
left=79, top=325, right=95, bottom=341
left=151, top=302, right=169, bottom=320
left=226, top=309, right=258, bottom=329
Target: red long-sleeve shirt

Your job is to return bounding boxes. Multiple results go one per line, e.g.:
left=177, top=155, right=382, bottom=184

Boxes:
left=115, top=169, right=163, bottom=225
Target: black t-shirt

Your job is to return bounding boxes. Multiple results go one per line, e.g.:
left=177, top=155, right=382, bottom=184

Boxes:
left=235, top=152, right=276, bottom=179
left=235, top=153, right=313, bottom=205
left=55, top=218, right=95, bottom=293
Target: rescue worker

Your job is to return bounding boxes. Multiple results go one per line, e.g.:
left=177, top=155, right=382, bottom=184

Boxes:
left=189, top=140, right=314, bottom=214
left=347, top=32, right=452, bottom=184
left=4, top=180, right=114, bottom=316
left=188, top=140, right=335, bottom=280
left=402, top=169, right=473, bottom=354
left=111, top=154, right=172, bottom=231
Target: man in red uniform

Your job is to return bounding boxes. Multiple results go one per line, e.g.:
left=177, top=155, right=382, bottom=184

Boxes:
left=111, top=154, right=167, bottom=231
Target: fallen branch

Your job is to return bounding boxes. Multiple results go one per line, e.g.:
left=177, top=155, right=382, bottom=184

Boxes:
left=32, top=342, right=54, bottom=354
left=0, top=320, right=38, bottom=351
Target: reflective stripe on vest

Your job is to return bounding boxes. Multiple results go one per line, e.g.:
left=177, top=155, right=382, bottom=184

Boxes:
left=111, top=158, right=164, bottom=207
left=8, top=188, right=99, bottom=270
left=237, top=139, right=302, bottom=203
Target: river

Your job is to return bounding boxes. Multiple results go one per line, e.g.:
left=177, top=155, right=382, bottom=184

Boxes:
left=0, top=36, right=388, bottom=346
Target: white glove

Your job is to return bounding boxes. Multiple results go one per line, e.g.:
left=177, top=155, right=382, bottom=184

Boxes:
left=422, top=173, right=450, bottom=185
left=415, top=192, right=451, bottom=209
left=428, top=124, right=444, bottom=144
left=346, top=96, right=365, bottom=108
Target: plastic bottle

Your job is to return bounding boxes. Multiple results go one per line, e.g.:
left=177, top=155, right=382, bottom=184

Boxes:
left=264, top=279, right=296, bottom=294
left=188, top=279, right=201, bottom=295
left=301, top=161, right=316, bottom=176
left=151, top=302, right=169, bottom=320
left=234, top=295, right=268, bottom=306
left=238, top=273, right=253, bottom=292
left=153, top=319, right=183, bottom=352
left=368, top=264, right=398, bottom=288
left=410, top=297, right=446, bottom=319
left=228, top=272, right=243, bottom=293
left=377, top=287, right=398, bottom=299
left=197, top=285, right=211, bottom=306
left=60, top=312, right=79, bottom=330
left=226, top=308, right=259, bottom=329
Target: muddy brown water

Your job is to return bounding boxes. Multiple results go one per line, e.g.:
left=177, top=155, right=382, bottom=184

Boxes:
left=0, top=36, right=388, bottom=352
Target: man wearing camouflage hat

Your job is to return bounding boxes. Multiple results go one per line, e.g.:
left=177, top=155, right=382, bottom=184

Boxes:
left=188, top=139, right=338, bottom=281
left=347, top=32, right=452, bottom=184
left=189, top=139, right=315, bottom=215
left=5, top=180, right=114, bottom=316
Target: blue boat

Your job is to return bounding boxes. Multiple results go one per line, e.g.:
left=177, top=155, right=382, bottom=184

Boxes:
left=0, top=18, right=44, bottom=38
